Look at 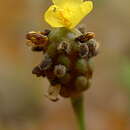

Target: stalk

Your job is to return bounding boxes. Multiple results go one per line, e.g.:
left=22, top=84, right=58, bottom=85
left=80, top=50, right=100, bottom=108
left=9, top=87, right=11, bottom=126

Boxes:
left=71, top=95, right=86, bottom=130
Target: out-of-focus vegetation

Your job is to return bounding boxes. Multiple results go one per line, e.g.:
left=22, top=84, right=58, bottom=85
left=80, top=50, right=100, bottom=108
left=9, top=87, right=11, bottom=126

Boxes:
left=122, top=59, right=130, bottom=92
left=0, top=0, right=130, bottom=130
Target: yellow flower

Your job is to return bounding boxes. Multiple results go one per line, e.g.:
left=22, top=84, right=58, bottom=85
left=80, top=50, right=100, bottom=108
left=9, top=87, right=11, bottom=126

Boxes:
left=44, top=0, right=93, bottom=29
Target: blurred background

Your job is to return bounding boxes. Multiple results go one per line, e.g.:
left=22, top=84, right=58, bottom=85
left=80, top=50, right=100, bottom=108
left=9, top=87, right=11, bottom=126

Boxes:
left=0, top=0, right=130, bottom=130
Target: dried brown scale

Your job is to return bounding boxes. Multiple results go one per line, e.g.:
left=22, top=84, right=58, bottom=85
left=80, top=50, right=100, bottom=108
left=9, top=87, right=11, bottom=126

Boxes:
left=26, top=27, right=99, bottom=101
left=26, top=31, right=48, bottom=46
left=26, top=31, right=50, bottom=53
left=75, top=32, right=95, bottom=43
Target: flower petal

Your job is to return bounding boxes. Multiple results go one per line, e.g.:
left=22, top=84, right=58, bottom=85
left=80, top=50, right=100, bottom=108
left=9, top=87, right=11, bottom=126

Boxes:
left=52, top=0, right=83, bottom=6
left=80, top=1, right=93, bottom=16
left=44, top=5, right=71, bottom=28
left=63, top=1, right=93, bottom=28
left=44, top=1, right=93, bottom=29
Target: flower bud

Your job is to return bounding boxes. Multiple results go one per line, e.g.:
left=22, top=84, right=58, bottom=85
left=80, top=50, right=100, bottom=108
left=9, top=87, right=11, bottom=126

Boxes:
left=54, top=64, right=66, bottom=78
left=87, top=39, right=98, bottom=58
left=57, top=41, right=70, bottom=54
left=75, top=59, right=88, bottom=74
left=78, top=44, right=89, bottom=58
left=57, top=55, right=70, bottom=68
left=75, top=76, right=89, bottom=91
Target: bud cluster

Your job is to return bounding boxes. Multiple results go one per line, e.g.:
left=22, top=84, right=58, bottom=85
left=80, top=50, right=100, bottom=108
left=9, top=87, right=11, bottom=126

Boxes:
left=26, top=27, right=99, bottom=101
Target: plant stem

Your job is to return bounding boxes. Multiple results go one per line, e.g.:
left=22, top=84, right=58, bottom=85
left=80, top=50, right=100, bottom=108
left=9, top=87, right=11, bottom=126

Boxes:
left=71, top=95, right=86, bottom=130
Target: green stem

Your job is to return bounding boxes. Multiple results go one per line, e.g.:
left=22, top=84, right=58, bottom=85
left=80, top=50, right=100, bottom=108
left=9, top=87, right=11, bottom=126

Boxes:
left=71, top=95, right=86, bottom=130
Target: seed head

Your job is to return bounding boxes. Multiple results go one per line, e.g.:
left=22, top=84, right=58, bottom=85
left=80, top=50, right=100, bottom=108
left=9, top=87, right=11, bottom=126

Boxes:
left=26, top=28, right=99, bottom=100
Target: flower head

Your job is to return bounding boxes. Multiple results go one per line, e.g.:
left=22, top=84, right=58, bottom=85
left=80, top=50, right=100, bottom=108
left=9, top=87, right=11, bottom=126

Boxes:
left=44, top=0, right=93, bottom=29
